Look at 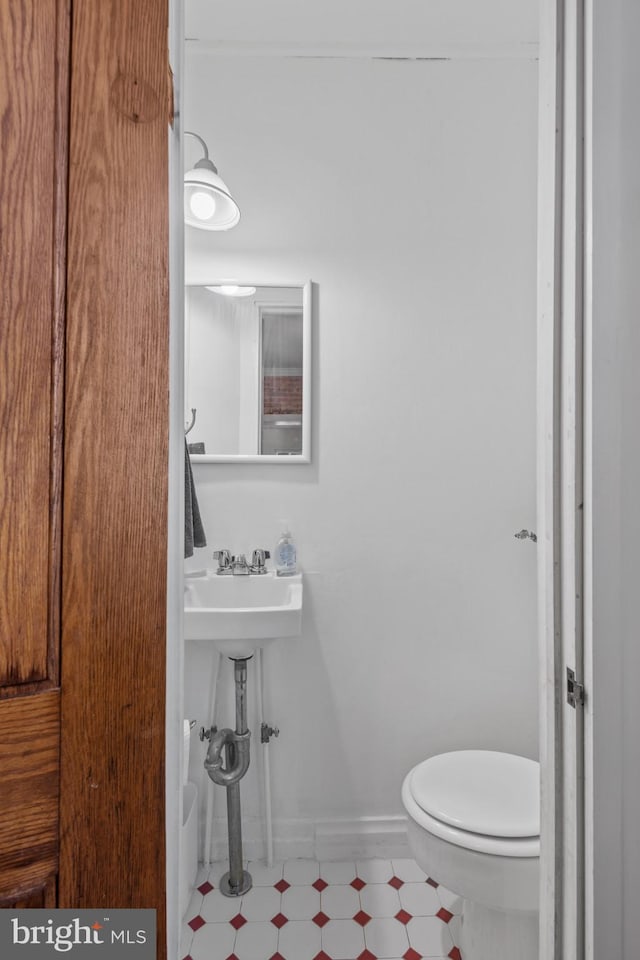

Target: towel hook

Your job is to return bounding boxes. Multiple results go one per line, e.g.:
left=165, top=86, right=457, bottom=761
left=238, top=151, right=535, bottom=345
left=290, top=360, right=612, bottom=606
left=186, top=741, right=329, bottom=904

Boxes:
left=185, top=408, right=197, bottom=435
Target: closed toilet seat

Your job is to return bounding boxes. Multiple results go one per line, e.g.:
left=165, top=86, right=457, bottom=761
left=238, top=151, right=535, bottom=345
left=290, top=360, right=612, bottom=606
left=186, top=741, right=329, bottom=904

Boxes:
left=403, top=750, right=540, bottom=858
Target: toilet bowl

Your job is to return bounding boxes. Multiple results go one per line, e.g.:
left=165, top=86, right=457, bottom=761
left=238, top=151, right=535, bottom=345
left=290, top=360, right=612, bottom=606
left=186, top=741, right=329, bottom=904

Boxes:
left=402, top=750, right=539, bottom=960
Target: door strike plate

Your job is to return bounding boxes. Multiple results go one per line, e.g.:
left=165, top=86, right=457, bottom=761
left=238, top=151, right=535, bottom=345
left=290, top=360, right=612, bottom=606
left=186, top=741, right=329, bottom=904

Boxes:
left=566, top=666, right=585, bottom=708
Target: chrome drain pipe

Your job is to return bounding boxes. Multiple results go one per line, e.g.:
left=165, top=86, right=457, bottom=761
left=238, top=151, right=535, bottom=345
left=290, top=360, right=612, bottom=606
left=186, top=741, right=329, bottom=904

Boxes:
left=202, top=657, right=252, bottom=896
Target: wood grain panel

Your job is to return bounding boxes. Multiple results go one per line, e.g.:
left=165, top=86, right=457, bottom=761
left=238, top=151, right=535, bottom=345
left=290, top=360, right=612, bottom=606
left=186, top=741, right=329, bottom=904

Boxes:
left=0, top=0, right=62, bottom=689
left=47, top=0, right=71, bottom=694
left=0, top=691, right=60, bottom=897
left=0, top=876, right=57, bottom=909
left=60, top=0, right=169, bottom=951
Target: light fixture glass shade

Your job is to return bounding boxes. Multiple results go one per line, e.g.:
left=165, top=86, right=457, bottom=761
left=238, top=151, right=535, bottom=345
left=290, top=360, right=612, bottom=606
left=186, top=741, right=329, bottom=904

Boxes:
left=184, top=167, right=241, bottom=231
left=205, top=285, right=257, bottom=297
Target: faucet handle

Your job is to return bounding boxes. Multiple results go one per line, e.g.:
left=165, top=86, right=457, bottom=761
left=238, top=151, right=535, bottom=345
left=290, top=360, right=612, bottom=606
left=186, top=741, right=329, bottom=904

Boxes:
left=213, top=549, right=231, bottom=573
left=251, top=549, right=270, bottom=574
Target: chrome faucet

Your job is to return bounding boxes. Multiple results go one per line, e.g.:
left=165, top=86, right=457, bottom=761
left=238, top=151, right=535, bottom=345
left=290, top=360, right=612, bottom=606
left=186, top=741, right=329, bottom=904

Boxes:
left=250, top=549, right=270, bottom=574
left=213, top=548, right=271, bottom=575
left=231, top=554, right=250, bottom=576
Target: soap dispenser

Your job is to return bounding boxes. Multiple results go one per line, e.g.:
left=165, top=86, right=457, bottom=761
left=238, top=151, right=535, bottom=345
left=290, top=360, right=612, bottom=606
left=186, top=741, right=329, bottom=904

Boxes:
left=275, top=523, right=297, bottom=577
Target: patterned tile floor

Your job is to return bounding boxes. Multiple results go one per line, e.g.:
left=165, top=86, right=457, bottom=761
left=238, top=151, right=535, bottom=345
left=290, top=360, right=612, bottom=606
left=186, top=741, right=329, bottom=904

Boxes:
left=181, top=858, right=464, bottom=960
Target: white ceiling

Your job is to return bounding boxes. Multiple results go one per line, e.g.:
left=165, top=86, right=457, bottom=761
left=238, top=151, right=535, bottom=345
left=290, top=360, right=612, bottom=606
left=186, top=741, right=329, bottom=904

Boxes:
left=185, top=0, right=538, bottom=53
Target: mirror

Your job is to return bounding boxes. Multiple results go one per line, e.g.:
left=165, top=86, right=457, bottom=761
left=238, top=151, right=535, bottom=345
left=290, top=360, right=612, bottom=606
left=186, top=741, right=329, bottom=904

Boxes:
left=185, top=281, right=311, bottom=462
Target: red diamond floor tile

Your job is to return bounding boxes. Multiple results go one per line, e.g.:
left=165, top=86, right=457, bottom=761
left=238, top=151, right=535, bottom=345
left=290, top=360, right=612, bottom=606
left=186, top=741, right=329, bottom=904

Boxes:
left=404, top=949, right=422, bottom=960
left=353, top=910, right=372, bottom=927
left=187, top=863, right=455, bottom=960
left=437, top=907, right=454, bottom=924
left=395, top=909, right=412, bottom=925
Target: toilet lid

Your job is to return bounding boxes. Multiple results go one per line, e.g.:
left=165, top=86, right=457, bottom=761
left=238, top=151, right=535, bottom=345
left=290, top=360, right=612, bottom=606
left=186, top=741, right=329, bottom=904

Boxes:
left=409, top=750, right=539, bottom=839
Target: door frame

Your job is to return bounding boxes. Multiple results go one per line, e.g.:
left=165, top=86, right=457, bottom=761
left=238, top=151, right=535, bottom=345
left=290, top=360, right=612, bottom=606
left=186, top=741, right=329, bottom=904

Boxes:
left=538, top=0, right=590, bottom=957
left=166, top=0, right=593, bottom=956
left=167, top=2, right=185, bottom=959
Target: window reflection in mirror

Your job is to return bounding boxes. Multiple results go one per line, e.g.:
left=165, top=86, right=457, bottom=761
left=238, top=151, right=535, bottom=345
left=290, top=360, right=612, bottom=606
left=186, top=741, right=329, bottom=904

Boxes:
left=260, top=304, right=303, bottom=455
left=185, top=282, right=311, bottom=462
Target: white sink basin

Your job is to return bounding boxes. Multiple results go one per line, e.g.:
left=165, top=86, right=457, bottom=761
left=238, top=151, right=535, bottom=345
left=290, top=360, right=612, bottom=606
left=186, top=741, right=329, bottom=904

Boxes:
left=184, top=571, right=303, bottom=657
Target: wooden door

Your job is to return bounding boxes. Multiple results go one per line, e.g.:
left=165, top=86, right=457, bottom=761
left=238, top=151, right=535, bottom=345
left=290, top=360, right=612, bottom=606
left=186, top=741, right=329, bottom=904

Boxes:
left=0, top=0, right=68, bottom=909
left=0, top=0, right=170, bottom=950
left=59, top=0, right=169, bottom=935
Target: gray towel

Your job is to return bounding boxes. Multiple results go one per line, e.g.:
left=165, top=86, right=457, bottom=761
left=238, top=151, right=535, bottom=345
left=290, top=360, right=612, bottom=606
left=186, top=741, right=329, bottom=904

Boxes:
left=185, top=440, right=206, bottom=558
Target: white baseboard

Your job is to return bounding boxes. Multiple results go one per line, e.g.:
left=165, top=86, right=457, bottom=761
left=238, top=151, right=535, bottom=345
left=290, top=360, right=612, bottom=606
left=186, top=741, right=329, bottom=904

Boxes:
left=206, top=815, right=410, bottom=863
left=314, top=816, right=410, bottom=861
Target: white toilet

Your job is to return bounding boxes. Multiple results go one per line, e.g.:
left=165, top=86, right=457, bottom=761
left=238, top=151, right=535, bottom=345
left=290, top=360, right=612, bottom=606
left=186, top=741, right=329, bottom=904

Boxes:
left=402, top=750, right=539, bottom=960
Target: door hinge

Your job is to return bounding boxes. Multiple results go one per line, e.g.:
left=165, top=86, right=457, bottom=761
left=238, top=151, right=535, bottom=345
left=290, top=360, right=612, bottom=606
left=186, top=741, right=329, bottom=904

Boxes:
left=167, top=61, right=175, bottom=128
left=566, top=666, right=585, bottom=708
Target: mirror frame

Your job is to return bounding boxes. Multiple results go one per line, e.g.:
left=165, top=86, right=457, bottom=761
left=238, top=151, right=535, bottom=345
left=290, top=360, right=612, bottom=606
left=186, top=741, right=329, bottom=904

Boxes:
left=187, top=279, right=312, bottom=464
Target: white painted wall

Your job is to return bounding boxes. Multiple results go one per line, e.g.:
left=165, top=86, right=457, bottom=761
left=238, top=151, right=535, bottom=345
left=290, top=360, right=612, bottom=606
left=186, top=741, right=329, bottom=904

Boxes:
left=589, top=0, right=640, bottom=955
left=185, top=0, right=538, bottom=53
left=184, top=53, right=539, bottom=856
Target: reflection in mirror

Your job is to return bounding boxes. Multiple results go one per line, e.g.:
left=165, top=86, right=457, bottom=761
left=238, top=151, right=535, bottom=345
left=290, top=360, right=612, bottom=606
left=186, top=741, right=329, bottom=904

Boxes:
left=185, top=282, right=311, bottom=462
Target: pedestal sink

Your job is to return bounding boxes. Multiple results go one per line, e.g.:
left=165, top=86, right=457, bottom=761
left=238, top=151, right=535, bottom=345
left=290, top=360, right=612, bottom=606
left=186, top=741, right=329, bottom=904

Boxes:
left=185, top=569, right=302, bottom=896
left=184, top=571, right=303, bottom=657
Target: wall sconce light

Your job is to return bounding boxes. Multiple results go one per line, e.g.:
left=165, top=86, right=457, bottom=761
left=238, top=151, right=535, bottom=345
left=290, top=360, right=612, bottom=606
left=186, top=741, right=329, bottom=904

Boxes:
left=184, top=131, right=241, bottom=231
